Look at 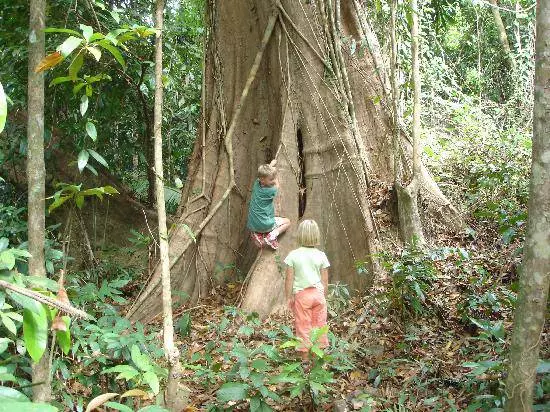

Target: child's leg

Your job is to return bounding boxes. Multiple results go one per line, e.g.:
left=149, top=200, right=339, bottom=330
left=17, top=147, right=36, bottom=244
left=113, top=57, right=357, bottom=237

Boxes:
left=311, top=290, right=329, bottom=349
left=293, top=289, right=313, bottom=353
left=267, top=217, right=290, bottom=240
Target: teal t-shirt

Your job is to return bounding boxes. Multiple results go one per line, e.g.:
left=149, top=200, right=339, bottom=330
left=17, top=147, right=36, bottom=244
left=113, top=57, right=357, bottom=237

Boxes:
left=284, top=247, right=330, bottom=293
left=247, top=179, right=277, bottom=232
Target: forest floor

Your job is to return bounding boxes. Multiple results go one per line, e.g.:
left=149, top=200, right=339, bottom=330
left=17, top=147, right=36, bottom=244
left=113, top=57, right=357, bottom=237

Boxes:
left=140, top=233, right=549, bottom=411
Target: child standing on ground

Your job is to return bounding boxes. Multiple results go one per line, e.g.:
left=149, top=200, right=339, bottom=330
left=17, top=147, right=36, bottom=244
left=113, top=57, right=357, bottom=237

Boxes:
left=284, top=219, right=329, bottom=359
left=247, top=160, right=290, bottom=249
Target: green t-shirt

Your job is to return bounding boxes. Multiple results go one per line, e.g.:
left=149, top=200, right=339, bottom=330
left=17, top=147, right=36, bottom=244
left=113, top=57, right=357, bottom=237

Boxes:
left=284, top=247, right=330, bottom=293
left=247, top=179, right=277, bottom=232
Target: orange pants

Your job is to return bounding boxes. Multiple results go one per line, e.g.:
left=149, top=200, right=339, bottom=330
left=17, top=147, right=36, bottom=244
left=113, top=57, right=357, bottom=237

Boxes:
left=292, top=287, right=329, bottom=352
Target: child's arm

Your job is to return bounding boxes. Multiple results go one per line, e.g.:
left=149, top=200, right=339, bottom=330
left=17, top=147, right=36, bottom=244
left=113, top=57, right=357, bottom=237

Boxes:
left=285, top=267, right=294, bottom=308
left=321, top=268, right=329, bottom=295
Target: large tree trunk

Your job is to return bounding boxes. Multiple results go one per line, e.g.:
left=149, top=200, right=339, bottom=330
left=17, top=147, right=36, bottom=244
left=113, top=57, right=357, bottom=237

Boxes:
left=27, top=0, right=51, bottom=402
left=127, top=0, right=461, bottom=323
left=504, top=1, right=550, bottom=409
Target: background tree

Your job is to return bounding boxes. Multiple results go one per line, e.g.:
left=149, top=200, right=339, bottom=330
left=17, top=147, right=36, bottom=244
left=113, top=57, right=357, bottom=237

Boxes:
left=395, top=0, right=425, bottom=245
left=152, top=0, right=186, bottom=408
left=504, top=0, right=550, bottom=409
left=27, top=0, right=51, bottom=402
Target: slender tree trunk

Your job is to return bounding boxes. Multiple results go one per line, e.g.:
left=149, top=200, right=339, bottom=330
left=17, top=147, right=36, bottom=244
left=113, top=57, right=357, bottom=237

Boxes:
left=489, top=0, right=515, bottom=68
left=152, top=1, right=186, bottom=408
left=390, top=0, right=399, bottom=178
left=127, top=0, right=460, bottom=323
left=27, top=0, right=51, bottom=402
left=504, top=1, right=550, bottom=409
left=395, top=0, right=425, bottom=245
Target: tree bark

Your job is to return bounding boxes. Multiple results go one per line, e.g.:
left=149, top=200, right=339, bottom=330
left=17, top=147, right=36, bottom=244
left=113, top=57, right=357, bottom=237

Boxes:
left=395, top=0, right=425, bottom=245
left=127, top=0, right=461, bottom=323
left=27, top=0, right=51, bottom=402
left=152, top=1, right=186, bottom=409
left=504, top=1, right=550, bottom=409
left=489, top=0, right=515, bottom=68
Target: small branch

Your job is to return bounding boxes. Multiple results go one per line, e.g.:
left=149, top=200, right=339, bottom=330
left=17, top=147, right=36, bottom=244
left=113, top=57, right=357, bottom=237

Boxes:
left=0, top=280, right=91, bottom=319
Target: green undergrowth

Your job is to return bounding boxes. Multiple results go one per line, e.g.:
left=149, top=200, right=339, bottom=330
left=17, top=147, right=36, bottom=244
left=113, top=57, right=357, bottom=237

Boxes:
left=179, top=306, right=354, bottom=411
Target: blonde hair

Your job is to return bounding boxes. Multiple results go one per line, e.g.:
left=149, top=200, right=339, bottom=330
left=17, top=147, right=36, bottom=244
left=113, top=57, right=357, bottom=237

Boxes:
left=258, top=164, right=277, bottom=178
left=297, top=219, right=321, bottom=247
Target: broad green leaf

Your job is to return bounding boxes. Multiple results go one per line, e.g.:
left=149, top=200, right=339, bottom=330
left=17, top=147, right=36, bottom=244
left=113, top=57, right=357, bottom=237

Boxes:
left=102, top=185, right=119, bottom=195
left=216, top=382, right=249, bottom=402
left=0, top=386, right=29, bottom=402
left=0, top=238, right=8, bottom=251
left=86, top=121, right=97, bottom=141
left=5, top=312, right=23, bottom=322
left=0, top=338, right=11, bottom=354
left=0, top=82, right=7, bottom=134
left=279, top=340, right=299, bottom=349
left=78, top=149, right=90, bottom=172
left=73, top=82, right=86, bottom=95
left=85, top=164, right=98, bottom=176
left=309, top=381, right=327, bottom=394
left=80, top=24, right=93, bottom=42
left=177, top=312, right=191, bottom=336
left=0, top=251, right=15, bottom=270
left=58, top=36, right=83, bottom=57
left=75, top=194, right=84, bottom=209
left=9, top=249, right=32, bottom=258
left=50, top=76, right=74, bottom=87
left=97, top=40, right=126, bottom=68
left=80, top=95, right=89, bottom=116
left=88, top=149, right=108, bottom=168
left=310, top=325, right=328, bottom=344
left=104, top=402, right=133, bottom=412
left=22, top=276, right=58, bottom=292
left=250, top=396, right=273, bottom=412
left=110, top=11, right=121, bottom=23
left=48, top=195, right=71, bottom=213
left=6, top=289, right=42, bottom=314
left=87, top=46, right=102, bottom=62
left=0, top=403, right=57, bottom=412
left=89, top=33, right=105, bottom=42
left=1, top=313, right=17, bottom=335
left=102, top=365, right=140, bottom=380
left=0, top=373, right=16, bottom=383
left=251, top=358, right=269, bottom=372
left=142, top=371, right=160, bottom=395
left=45, top=27, right=81, bottom=36
left=23, top=305, right=48, bottom=362
left=310, top=344, right=324, bottom=359
left=249, top=371, right=265, bottom=388
left=69, top=52, right=84, bottom=80
left=131, top=345, right=151, bottom=372
left=56, top=316, right=71, bottom=355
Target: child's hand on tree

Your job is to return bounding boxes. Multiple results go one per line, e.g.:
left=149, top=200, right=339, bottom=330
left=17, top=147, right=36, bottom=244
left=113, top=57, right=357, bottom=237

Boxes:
left=270, top=159, right=277, bottom=167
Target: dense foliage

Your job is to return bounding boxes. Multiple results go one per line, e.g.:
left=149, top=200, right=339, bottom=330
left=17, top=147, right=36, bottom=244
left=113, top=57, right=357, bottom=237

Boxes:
left=0, top=0, right=547, bottom=410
